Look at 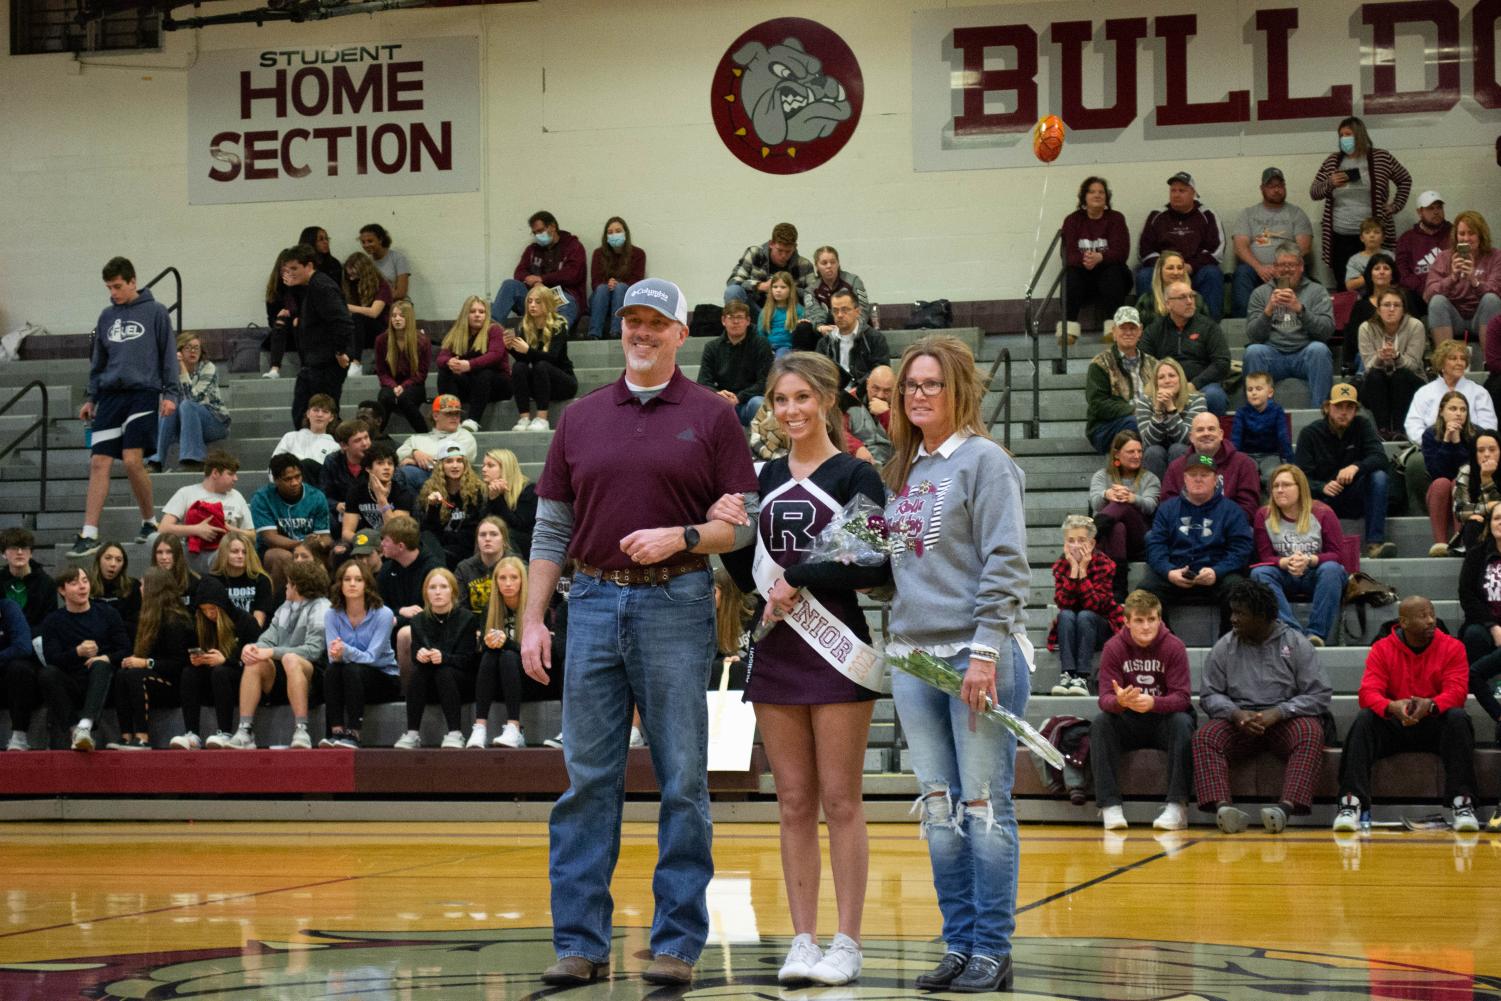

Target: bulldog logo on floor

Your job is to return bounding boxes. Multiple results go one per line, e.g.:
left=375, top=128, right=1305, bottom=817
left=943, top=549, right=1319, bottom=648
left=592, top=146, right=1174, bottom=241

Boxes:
left=8, top=931, right=1499, bottom=998
left=711, top=17, right=863, bottom=174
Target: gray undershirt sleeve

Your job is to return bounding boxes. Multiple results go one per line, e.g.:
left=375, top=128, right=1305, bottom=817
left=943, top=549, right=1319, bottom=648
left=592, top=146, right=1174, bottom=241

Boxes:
left=530, top=497, right=575, bottom=566
left=730, top=492, right=761, bottom=550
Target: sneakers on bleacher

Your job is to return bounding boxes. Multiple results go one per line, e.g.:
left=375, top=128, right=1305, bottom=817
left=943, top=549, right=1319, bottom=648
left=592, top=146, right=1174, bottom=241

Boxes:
left=543, top=733, right=564, bottom=749
left=1452, top=795, right=1480, bottom=833
left=262, top=367, right=281, bottom=379
left=1331, top=795, right=1360, bottom=832
left=67, top=536, right=101, bottom=559
left=466, top=725, right=488, bottom=749
left=493, top=722, right=525, bottom=748
left=393, top=731, right=422, bottom=750
left=288, top=725, right=312, bottom=750
left=70, top=724, right=94, bottom=752
left=1064, top=674, right=1088, bottom=696
left=528, top=416, right=550, bottom=432
left=107, top=737, right=150, bottom=751
left=1153, top=802, right=1187, bottom=831
left=170, top=732, right=201, bottom=750
left=1049, top=673, right=1074, bottom=696
left=134, top=521, right=158, bottom=544
left=1100, top=804, right=1127, bottom=830
left=511, top=417, right=532, bottom=432
left=440, top=730, right=465, bottom=749
left=227, top=728, right=256, bottom=750
left=347, top=360, right=364, bottom=378
left=6, top=732, right=29, bottom=751
left=331, top=736, right=360, bottom=749
left=203, top=731, right=234, bottom=749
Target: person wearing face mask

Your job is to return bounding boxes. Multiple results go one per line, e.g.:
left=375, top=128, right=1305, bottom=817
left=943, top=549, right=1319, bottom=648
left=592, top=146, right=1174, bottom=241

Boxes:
left=492, top=210, right=586, bottom=331
left=1309, top=116, right=1411, bottom=290
left=588, top=217, right=647, bottom=340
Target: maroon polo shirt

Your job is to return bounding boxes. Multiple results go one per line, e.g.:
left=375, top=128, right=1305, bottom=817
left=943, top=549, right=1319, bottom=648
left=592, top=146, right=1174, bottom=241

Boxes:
left=538, top=367, right=758, bottom=571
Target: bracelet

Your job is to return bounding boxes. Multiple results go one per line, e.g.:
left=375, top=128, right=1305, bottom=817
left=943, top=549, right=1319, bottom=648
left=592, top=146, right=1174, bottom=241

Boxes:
left=969, top=644, right=1000, bottom=664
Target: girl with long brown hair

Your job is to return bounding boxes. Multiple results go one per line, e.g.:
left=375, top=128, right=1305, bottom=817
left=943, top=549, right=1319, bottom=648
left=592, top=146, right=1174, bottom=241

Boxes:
left=114, top=567, right=193, bottom=750
left=375, top=299, right=432, bottom=433
left=341, top=251, right=392, bottom=376
left=587, top=216, right=647, bottom=340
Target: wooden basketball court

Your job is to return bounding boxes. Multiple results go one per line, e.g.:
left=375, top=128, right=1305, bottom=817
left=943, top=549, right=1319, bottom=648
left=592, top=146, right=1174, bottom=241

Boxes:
left=0, top=819, right=1496, bottom=998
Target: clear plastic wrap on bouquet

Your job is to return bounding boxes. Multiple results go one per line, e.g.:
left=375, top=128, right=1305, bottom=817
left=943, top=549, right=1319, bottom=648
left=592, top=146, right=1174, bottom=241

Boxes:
left=886, top=649, right=1065, bottom=770
left=805, top=494, right=894, bottom=567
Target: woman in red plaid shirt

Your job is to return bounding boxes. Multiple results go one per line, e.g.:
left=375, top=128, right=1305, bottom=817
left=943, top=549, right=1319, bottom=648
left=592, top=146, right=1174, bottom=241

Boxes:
left=1048, top=515, right=1124, bottom=696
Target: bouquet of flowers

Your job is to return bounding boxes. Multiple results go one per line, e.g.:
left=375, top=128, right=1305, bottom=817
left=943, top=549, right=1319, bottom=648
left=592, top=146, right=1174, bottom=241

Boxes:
left=887, top=649, right=1064, bottom=769
left=753, top=494, right=894, bottom=641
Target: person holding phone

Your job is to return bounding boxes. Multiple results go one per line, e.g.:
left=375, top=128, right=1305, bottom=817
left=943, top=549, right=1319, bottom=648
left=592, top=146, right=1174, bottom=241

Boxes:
left=1424, top=210, right=1501, bottom=345
left=1309, top=116, right=1410, bottom=291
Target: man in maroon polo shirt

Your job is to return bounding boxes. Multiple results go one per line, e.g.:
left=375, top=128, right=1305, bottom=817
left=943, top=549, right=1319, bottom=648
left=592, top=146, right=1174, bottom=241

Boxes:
left=523, top=278, right=759, bottom=989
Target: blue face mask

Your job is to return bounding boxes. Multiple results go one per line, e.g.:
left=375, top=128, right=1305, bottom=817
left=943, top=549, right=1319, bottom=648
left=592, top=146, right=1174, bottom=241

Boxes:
left=1339, top=135, right=1356, bottom=156
left=533, top=231, right=552, bottom=247
left=606, top=233, right=626, bottom=249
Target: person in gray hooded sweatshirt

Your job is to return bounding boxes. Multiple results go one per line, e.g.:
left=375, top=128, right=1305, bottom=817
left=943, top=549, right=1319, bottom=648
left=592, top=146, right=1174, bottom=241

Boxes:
left=70, top=257, right=179, bottom=559
left=228, top=559, right=331, bottom=750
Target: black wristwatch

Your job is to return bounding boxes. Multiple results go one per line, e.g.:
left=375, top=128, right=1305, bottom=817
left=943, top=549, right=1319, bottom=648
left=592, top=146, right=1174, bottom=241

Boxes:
left=682, top=525, right=700, bottom=552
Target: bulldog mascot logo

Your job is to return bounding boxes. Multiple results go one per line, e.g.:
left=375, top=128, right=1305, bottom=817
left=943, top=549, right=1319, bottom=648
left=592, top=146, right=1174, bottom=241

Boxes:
left=711, top=18, right=864, bottom=174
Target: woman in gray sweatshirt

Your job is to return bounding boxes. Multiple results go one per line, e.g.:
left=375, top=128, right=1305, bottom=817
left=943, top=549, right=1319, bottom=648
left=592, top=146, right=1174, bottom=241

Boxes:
left=882, top=335, right=1030, bottom=994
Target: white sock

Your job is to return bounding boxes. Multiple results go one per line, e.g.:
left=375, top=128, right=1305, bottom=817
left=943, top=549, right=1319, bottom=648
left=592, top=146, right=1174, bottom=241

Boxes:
left=77, top=718, right=92, bottom=730
left=80, top=526, right=98, bottom=540
left=237, top=721, right=252, bottom=732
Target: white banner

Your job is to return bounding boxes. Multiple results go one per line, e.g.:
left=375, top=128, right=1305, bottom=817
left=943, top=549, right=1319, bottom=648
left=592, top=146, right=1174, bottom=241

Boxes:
left=912, top=1, right=1501, bottom=171
left=187, top=37, right=480, bottom=204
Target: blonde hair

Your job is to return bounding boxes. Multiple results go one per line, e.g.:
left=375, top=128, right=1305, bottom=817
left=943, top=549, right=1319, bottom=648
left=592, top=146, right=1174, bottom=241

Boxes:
left=882, top=335, right=993, bottom=493
left=484, top=448, right=528, bottom=509
left=1265, top=464, right=1314, bottom=536
left=759, top=270, right=799, bottom=335
left=442, top=295, right=493, bottom=357
left=209, top=530, right=269, bottom=582
left=420, top=453, right=485, bottom=511
left=384, top=299, right=421, bottom=378
left=483, top=557, right=529, bottom=643
left=520, top=285, right=564, bottom=351
left=1061, top=514, right=1097, bottom=539
left=1151, top=251, right=1187, bottom=316
left=1152, top=357, right=1193, bottom=412
left=764, top=351, right=844, bottom=453
left=420, top=567, right=461, bottom=615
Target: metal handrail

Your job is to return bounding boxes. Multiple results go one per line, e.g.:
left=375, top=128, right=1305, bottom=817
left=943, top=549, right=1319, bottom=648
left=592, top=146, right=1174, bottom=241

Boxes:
left=0, top=382, right=50, bottom=521
left=143, top=266, right=183, bottom=333
left=1021, top=229, right=1067, bottom=439
left=984, top=347, right=1014, bottom=448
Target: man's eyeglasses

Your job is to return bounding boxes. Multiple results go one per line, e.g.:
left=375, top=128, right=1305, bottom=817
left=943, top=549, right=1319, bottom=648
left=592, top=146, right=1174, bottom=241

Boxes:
left=900, top=380, right=945, bottom=397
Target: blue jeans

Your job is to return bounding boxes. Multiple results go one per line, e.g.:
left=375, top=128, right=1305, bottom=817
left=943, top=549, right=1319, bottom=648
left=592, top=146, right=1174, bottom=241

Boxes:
left=736, top=395, right=763, bottom=427
left=1231, top=263, right=1266, bottom=319
left=1250, top=561, right=1348, bottom=642
left=1087, top=414, right=1138, bottom=454
left=1134, top=264, right=1225, bottom=320
left=588, top=283, right=628, bottom=339
left=492, top=278, right=579, bottom=330
left=548, top=569, right=717, bottom=966
left=1056, top=609, right=1108, bottom=677
left=1325, top=469, right=1390, bottom=543
left=893, top=640, right=1029, bottom=960
left=152, top=400, right=228, bottom=465
left=1241, top=341, right=1334, bottom=410
left=1199, top=382, right=1228, bottom=416
left=397, top=464, right=428, bottom=494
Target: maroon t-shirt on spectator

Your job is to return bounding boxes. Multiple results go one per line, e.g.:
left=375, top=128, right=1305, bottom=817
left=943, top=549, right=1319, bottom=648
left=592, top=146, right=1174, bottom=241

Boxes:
left=538, top=368, right=758, bottom=571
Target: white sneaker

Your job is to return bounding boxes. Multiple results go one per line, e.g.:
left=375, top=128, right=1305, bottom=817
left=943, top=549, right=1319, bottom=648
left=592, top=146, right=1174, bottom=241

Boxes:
left=261, top=367, right=280, bottom=380
left=493, top=722, right=524, bottom=748
left=808, top=932, right=862, bottom=986
left=543, top=732, right=563, bottom=749
left=227, top=728, right=257, bottom=750
left=6, top=732, right=28, bottom=751
left=1453, top=795, right=1480, bottom=833
left=1049, top=673, right=1073, bottom=696
left=170, top=732, right=201, bottom=750
left=70, top=725, right=95, bottom=753
left=1101, top=804, right=1128, bottom=830
left=288, top=727, right=312, bottom=750
left=441, top=730, right=465, bottom=749
left=393, top=731, right=422, bottom=750
left=629, top=726, right=646, bottom=748
left=347, top=360, right=364, bottom=378
left=1065, top=674, right=1089, bottom=696
left=528, top=416, right=550, bottom=432
left=511, top=417, right=532, bottom=432
left=466, top=725, right=488, bottom=749
left=1331, top=794, right=1360, bottom=833
left=778, top=933, right=823, bottom=984
left=461, top=419, right=479, bottom=433
left=1153, top=802, right=1187, bottom=831
left=203, top=731, right=234, bottom=749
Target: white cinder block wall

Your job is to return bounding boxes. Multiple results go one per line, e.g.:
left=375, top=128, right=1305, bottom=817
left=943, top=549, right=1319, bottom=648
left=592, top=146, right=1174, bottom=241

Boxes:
left=0, top=0, right=1496, bottom=335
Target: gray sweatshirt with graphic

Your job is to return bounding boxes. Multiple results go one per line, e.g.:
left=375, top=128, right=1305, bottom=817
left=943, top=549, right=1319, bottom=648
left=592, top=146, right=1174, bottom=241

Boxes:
left=885, top=435, right=1030, bottom=656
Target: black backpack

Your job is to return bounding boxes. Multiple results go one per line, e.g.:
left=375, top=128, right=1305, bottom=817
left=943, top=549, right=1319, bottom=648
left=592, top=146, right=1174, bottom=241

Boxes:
left=689, top=304, right=723, bottom=338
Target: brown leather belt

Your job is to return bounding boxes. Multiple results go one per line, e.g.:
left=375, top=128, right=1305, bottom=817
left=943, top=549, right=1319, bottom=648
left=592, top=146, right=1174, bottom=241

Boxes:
left=577, top=557, right=709, bottom=586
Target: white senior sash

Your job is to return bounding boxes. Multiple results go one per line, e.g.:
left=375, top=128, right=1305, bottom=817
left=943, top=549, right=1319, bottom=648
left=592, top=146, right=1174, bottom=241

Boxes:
left=752, top=477, right=888, bottom=694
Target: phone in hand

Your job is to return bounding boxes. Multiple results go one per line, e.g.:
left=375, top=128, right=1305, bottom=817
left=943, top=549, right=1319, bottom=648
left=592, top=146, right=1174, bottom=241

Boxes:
left=1344, top=166, right=1362, bottom=183
left=1457, top=242, right=1472, bottom=260
left=188, top=647, right=205, bottom=657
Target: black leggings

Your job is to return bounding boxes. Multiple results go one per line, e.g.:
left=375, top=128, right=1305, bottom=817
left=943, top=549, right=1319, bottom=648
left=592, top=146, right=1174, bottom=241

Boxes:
left=475, top=648, right=525, bottom=721
left=377, top=384, right=429, bottom=435
left=510, top=359, right=576, bottom=413
left=179, top=661, right=241, bottom=736
left=404, top=662, right=477, bottom=732
left=324, top=661, right=401, bottom=734
left=38, top=660, right=114, bottom=732
left=3, top=655, right=40, bottom=731
left=436, top=367, right=512, bottom=424
left=115, top=663, right=182, bottom=734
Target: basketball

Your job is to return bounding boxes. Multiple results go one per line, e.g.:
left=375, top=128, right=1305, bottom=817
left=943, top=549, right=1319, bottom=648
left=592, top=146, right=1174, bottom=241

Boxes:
left=1032, top=114, right=1065, bottom=163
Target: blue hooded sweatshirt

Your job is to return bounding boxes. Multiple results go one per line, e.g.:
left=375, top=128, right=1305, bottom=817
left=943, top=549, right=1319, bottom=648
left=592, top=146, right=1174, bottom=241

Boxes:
left=88, top=287, right=178, bottom=402
left=1145, top=487, right=1253, bottom=579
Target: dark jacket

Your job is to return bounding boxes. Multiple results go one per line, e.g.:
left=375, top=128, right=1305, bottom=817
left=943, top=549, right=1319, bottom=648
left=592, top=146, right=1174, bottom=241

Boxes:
left=298, top=271, right=355, bottom=367
left=408, top=606, right=480, bottom=672
left=422, top=487, right=486, bottom=569
left=1145, top=489, right=1253, bottom=579
left=0, top=598, right=31, bottom=664
left=1142, top=312, right=1231, bottom=389
left=698, top=333, right=774, bottom=404
left=484, top=484, right=538, bottom=561
left=40, top=601, right=129, bottom=674
left=1294, top=415, right=1388, bottom=496
left=513, top=230, right=588, bottom=310
left=378, top=552, right=444, bottom=629
left=814, top=322, right=891, bottom=391
left=0, top=560, right=56, bottom=630
left=191, top=575, right=261, bottom=650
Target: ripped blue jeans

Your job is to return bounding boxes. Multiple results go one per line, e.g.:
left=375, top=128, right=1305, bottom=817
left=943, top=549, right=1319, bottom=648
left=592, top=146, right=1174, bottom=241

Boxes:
left=891, top=640, right=1029, bottom=960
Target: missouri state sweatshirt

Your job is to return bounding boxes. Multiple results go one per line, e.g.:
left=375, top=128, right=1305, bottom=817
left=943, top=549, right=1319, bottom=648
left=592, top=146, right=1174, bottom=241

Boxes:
left=1096, top=623, right=1193, bottom=715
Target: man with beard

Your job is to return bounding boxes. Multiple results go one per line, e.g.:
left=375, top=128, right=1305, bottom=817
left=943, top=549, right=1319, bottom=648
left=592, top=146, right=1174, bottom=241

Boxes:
left=1294, top=383, right=1396, bottom=559
left=1230, top=167, right=1313, bottom=318
left=522, top=279, right=759, bottom=988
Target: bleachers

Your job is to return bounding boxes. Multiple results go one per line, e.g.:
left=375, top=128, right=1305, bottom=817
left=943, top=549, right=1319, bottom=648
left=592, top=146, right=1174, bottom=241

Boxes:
left=0, top=314, right=1486, bottom=824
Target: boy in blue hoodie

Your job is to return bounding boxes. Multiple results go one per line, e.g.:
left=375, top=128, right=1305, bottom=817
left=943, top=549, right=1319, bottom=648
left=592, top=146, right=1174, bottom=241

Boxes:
left=69, top=257, right=178, bottom=558
left=1142, top=453, right=1254, bottom=637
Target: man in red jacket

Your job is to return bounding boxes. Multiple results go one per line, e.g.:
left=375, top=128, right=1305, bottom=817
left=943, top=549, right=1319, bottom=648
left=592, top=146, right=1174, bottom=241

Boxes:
left=1333, top=596, right=1478, bottom=832
left=1090, top=590, right=1195, bottom=832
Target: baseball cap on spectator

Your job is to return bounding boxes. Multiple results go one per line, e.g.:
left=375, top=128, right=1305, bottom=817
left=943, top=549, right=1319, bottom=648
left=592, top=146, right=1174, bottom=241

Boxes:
left=1261, top=167, right=1285, bottom=184
left=1113, top=306, right=1141, bottom=327
left=1417, top=190, right=1444, bottom=208
left=1167, top=171, right=1195, bottom=188
left=438, top=443, right=465, bottom=460
left=1328, top=383, right=1359, bottom=405
left=1184, top=453, right=1218, bottom=474
left=617, top=278, right=688, bottom=324
left=432, top=394, right=462, bottom=415
left=350, top=532, right=377, bottom=556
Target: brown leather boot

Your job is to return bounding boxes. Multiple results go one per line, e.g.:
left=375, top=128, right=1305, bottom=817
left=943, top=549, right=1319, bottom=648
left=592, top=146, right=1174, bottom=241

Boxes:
left=642, top=954, right=694, bottom=985
left=541, top=956, right=608, bottom=985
